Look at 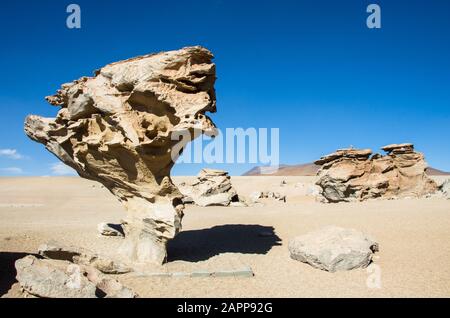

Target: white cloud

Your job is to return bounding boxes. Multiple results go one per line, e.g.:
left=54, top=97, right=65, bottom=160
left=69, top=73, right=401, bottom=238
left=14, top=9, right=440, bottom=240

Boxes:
left=50, top=162, right=77, bottom=176
left=0, top=149, right=24, bottom=160
left=0, top=167, right=23, bottom=174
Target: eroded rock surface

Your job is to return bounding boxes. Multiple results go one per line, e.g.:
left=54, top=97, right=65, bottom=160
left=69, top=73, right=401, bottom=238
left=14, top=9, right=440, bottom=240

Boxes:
left=440, top=179, right=450, bottom=199
left=38, top=240, right=131, bottom=274
left=97, top=223, right=124, bottom=237
left=314, top=144, right=438, bottom=203
left=249, top=191, right=286, bottom=203
left=289, top=226, right=379, bottom=272
left=178, top=169, right=239, bottom=206
left=15, top=255, right=137, bottom=298
left=16, top=256, right=97, bottom=298
left=24, top=46, right=217, bottom=264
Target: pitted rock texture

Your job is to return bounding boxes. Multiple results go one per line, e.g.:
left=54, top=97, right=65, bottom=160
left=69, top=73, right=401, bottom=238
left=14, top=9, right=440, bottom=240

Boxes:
left=15, top=255, right=137, bottom=298
left=24, top=46, right=217, bottom=264
left=314, top=144, right=438, bottom=203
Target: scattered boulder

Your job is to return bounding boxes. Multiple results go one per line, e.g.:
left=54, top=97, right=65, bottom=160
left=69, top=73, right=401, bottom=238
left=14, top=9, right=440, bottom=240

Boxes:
left=289, top=226, right=379, bottom=272
left=440, top=179, right=450, bottom=199
left=24, top=46, right=217, bottom=264
left=96, top=277, right=137, bottom=298
left=178, top=169, right=239, bottom=206
left=98, top=223, right=124, bottom=237
left=38, top=240, right=132, bottom=274
left=16, top=256, right=98, bottom=298
left=248, top=191, right=286, bottom=203
left=268, top=192, right=286, bottom=202
left=15, top=255, right=137, bottom=298
left=72, top=261, right=137, bottom=298
left=314, top=144, right=438, bottom=202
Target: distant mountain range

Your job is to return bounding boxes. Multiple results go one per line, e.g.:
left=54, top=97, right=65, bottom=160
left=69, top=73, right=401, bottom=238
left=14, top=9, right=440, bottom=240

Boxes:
left=243, top=163, right=450, bottom=176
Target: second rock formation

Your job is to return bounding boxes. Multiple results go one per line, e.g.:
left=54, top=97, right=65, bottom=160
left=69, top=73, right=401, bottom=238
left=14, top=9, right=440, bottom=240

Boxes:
left=314, top=143, right=438, bottom=202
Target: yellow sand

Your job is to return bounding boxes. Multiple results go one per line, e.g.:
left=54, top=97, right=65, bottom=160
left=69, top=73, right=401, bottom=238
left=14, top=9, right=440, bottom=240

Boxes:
left=1, top=176, right=449, bottom=297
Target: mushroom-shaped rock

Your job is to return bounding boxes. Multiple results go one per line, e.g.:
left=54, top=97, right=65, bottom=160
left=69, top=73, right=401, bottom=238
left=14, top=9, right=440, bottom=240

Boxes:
left=24, top=46, right=217, bottom=264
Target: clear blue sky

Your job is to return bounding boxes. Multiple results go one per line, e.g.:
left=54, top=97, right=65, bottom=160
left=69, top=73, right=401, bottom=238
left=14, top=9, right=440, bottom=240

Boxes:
left=0, top=0, right=449, bottom=176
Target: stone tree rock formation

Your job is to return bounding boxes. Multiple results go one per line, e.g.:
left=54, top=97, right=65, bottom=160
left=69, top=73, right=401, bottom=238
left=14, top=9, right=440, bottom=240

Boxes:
left=24, top=46, right=217, bottom=264
left=314, top=143, right=438, bottom=203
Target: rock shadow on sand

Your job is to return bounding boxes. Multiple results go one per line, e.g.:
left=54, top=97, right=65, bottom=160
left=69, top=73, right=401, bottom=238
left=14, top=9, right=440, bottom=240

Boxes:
left=167, top=224, right=282, bottom=262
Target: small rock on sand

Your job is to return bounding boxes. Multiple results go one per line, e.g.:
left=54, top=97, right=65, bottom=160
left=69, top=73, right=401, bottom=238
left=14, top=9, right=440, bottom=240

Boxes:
left=289, top=226, right=379, bottom=272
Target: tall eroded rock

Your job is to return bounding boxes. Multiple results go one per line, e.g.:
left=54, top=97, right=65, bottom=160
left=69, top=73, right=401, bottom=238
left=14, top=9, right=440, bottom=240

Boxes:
left=314, top=143, right=438, bottom=202
left=24, top=46, right=217, bottom=264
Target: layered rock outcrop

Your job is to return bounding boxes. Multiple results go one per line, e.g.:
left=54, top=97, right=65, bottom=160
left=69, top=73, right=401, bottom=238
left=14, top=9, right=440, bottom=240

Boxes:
left=314, top=144, right=438, bottom=202
left=38, top=240, right=131, bottom=274
left=24, top=46, right=217, bottom=264
left=178, top=169, right=239, bottom=206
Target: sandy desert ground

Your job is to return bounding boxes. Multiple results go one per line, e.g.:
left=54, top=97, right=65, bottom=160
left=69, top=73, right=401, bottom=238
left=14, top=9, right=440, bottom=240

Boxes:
left=1, top=175, right=450, bottom=298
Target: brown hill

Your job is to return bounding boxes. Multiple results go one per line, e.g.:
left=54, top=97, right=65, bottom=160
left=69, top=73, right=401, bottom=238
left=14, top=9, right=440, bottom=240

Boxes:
left=243, top=163, right=320, bottom=176
left=243, top=163, right=449, bottom=176
left=427, top=167, right=450, bottom=176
